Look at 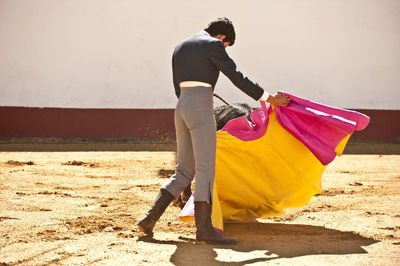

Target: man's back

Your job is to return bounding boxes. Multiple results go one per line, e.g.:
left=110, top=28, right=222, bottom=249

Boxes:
left=172, top=30, right=221, bottom=97
left=172, top=30, right=264, bottom=101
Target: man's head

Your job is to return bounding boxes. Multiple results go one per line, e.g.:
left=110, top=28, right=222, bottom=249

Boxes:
left=205, top=17, right=235, bottom=47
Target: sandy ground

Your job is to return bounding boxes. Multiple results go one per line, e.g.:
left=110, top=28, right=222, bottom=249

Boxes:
left=0, top=151, right=399, bottom=265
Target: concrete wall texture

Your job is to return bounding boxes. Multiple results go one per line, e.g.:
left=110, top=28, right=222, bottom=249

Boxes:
left=1, top=0, right=399, bottom=109
left=0, top=0, right=399, bottom=141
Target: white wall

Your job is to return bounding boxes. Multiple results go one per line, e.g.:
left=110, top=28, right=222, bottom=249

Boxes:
left=0, top=0, right=399, bottom=109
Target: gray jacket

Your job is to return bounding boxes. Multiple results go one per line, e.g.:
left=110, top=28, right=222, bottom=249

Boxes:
left=172, top=30, right=264, bottom=100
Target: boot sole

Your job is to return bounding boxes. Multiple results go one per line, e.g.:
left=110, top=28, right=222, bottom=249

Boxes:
left=137, top=222, right=154, bottom=237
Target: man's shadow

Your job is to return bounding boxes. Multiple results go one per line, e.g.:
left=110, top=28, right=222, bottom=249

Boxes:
left=138, top=222, right=378, bottom=265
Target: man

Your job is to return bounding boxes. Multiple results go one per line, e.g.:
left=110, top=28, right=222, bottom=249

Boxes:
left=138, top=17, right=290, bottom=245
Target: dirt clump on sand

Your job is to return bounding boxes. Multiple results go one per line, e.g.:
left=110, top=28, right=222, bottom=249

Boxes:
left=62, top=160, right=99, bottom=167
left=0, top=152, right=399, bottom=265
left=5, top=160, right=35, bottom=166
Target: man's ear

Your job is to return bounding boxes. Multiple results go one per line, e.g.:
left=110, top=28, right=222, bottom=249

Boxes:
left=216, top=34, right=226, bottom=41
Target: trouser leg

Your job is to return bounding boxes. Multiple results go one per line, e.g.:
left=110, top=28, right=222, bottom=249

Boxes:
left=190, top=123, right=216, bottom=202
left=161, top=106, right=195, bottom=198
left=138, top=106, right=195, bottom=236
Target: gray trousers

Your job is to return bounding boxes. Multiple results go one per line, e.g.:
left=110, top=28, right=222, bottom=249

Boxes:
left=162, top=86, right=216, bottom=202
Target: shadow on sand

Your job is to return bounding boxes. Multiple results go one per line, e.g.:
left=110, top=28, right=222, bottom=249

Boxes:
left=138, top=222, right=378, bottom=265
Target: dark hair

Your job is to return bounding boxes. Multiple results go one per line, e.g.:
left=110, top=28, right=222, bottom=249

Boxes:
left=204, top=17, right=235, bottom=46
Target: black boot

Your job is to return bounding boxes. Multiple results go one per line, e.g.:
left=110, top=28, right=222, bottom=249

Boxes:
left=138, top=189, right=175, bottom=237
left=195, top=201, right=237, bottom=245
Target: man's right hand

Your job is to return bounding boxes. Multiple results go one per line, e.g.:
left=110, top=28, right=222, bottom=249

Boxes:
left=267, top=92, right=291, bottom=107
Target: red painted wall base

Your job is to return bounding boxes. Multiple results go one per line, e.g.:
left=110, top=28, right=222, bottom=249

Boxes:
left=0, top=107, right=399, bottom=142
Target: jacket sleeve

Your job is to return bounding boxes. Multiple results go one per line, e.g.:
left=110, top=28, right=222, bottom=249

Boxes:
left=172, top=55, right=180, bottom=98
left=209, top=41, right=264, bottom=101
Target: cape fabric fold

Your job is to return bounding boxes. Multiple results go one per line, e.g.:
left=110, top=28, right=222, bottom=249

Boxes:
left=179, top=93, right=370, bottom=232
